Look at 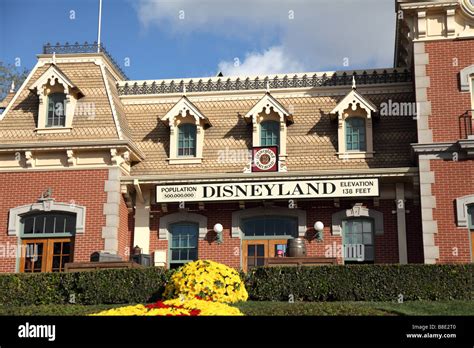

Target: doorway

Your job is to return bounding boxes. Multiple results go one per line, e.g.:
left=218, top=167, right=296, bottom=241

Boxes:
left=242, top=240, right=290, bottom=272
left=20, top=238, right=74, bottom=273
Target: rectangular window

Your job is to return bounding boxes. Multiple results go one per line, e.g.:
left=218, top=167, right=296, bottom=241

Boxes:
left=343, top=218, right=374, bottom=263
left=177, top=124, right=197, bottom=157
left=260, top=121, right=280, bottom=147
left=345, top=118, right=366, bottom=151
left=170, top=223, right=198, bottom=266
left=46, top=93, right=66, bottom=127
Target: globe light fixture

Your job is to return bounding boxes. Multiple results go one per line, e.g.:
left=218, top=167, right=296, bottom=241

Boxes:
left=314, top=221, right=324, bottom=241
left=213, top=223, right=224, bottom=244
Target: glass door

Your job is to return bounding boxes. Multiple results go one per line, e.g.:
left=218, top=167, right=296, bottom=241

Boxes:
left=20, top=238, right=73, bottom=273
left=242, top=239, right=288, bottom=271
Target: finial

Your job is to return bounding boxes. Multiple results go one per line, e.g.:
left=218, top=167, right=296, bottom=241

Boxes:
left=9, top=80, right=15, bottom=93
left=52, top=52, right=56, bottom=64
left=266, top=80, right=270, bottom=93
left=183, top=84, right=186, bottom=96
left=352, top=75, right=356, bottom=89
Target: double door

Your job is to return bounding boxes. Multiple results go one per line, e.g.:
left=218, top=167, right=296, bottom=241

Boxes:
left=20, top=238, right=73, bottom=273
left=242, top=239, right=288, bottom=272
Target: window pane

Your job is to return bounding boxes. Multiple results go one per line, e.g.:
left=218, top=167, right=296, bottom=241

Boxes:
left=34, top=216, right=45, bottom=233
left=62, top=242, right=71, bottom=255
left=53, top=242, right=62, bottom=255
left=52, top=256, right=61, bottom=270
left=247, top=245, right=255, bottom=257
left=171, top=250, right=180, bottom=260
left=188, top=249, right=197, bottom=261
left=256, top=245, right=264, bottom=257
left=247, top=258, right=255, bottom=267
left=256, top=257, right=265, bottom=266
left=363, top=232, right=373, bottom=245
left=23, top=217, right=34, bottom=234
left=65, top=215, right=76, bottom=234
left=45, top=215, right=55, bottom=234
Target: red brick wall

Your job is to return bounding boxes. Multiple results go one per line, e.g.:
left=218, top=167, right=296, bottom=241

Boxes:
left=431, top=160, right=473, bottom=263
left=425, top=40, right=474, bottom=142
left=149, top=198, right=414, bottom=270
left=0, top=169, right=109, bottom=273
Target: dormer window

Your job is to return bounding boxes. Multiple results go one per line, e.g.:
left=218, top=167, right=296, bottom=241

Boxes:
left=178, top=123, right=197, bottom=157
left=47, top=93, right=66, bottom=127
left=244, top=92, right=293, bottom=162
left=260, top=120, right=280, bottom=147
left=162, top=96, right=212, bottom=164
left=30, top=64, right=82, bottom=134
left=330, top=80, right=377, bottom=159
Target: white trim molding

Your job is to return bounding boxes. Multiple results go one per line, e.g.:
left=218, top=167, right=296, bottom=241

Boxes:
left=460, top=64, right=474, bottom=92
left=331, top=204, right=384, bottom=236
left=455, top=194, right=474, bottom=228
left=8, top=201, right=86, bottom=236
left=161, top=96, right=211, bottom=165
left=158, top=210, right=208, bottom=240
left=244, top=92, right=293, bottom=160
left=331, top=87, right=377, bottom=159
left=231, top=205, right=306, bottom=238
left=29, top=64, right=83, bottom=133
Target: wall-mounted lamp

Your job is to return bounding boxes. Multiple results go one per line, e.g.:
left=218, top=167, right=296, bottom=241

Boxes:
left=213, top=223, right=224, bottom=244
left=314, top=221, right=324, bottom=241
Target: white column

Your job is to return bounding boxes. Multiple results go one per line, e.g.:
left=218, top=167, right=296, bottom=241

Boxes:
left=133, top=189, right=150, bottom=254
left=396, top=183, right=408, bottom=264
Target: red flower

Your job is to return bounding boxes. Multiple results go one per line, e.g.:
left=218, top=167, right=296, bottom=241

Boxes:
left=189, top=309, right=201, bottom=316
left=146, top=301, right=170, bottom=309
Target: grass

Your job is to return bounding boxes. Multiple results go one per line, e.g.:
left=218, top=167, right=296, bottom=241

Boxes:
left=0, top=301, right=472, bottom=316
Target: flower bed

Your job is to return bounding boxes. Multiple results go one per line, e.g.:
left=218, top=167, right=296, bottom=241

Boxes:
left=91, top=260, right=247, bottom=316
left=91, top=297, right=243, bottom=316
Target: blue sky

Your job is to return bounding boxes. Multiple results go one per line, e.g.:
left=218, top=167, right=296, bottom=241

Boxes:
left=0, top=0, right=397, bottom=80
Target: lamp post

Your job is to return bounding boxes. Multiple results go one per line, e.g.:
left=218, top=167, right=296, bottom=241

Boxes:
left=314, top=221, right=324, bottom=241
left=213, top=223, right=223, bottom=244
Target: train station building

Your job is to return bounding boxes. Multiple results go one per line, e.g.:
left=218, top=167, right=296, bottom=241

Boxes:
left=0, top=0, right=473, bottom=273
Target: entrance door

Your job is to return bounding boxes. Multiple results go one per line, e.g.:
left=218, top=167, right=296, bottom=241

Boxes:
left=20, top=238, right=74, bottom=273
left=242, top=239, right=288, bottom=272
left=469, top=205, right=474, bottom=262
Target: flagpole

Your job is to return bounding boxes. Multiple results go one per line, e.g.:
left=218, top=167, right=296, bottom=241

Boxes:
left=97, top=0, right=103, bottom=53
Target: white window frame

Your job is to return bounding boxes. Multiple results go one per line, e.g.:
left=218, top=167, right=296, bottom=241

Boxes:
left=244, top=93, right=293, bottom=161
left=161, top=96, right=211, bottom=165
left=331, top=88, right=377, bottom=159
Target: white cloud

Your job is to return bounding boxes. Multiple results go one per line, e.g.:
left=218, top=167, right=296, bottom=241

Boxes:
left=217, top=46, right=304, bottom=76
left=135, top=0, right=396, bottom=74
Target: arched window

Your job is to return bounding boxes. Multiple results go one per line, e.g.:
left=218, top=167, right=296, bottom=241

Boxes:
left=342, top=217, right=374, bottom=263
left=260, top=120, right=280, bottom=147
left=345, top=117, right=366, bottom=151
left=20, top=212, right=76, bottom=273
left=178, top=123, right=197, bottom=157
left=21, top=212, right=76, bottom=237
left=47, top=93, right=67, bottom=127
left=169, top=222, right=198, bottom=268
left=242, top=216, right=298, bottom=238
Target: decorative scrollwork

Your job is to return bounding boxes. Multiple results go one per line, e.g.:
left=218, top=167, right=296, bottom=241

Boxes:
left=43, top=41, right=128, bottom=79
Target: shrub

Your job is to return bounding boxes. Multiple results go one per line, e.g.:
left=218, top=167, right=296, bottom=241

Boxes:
left=244, top=264, right=474, bottom=302
left=163, top=260, right=248, bottom=303
left=0, top=267, right=172, bottom=306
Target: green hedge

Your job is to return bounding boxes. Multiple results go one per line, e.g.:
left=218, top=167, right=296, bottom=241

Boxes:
left=0, top=267, right=172, bottom=306
left=243, top=264, right=473, bottom=302
left=0, top=264, right=472, bottom=306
